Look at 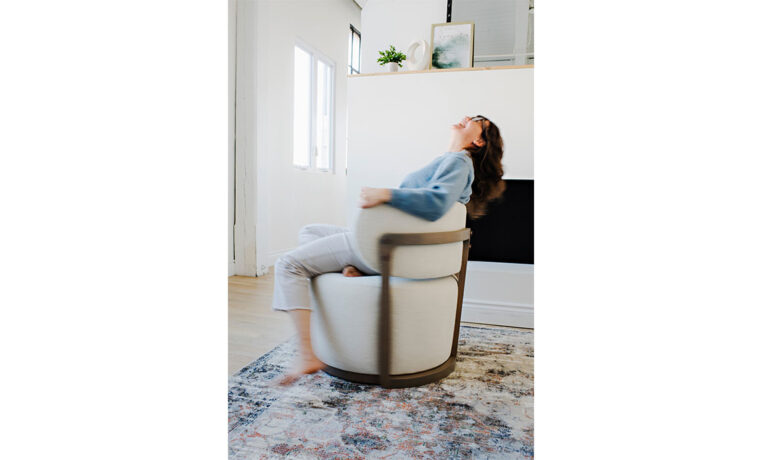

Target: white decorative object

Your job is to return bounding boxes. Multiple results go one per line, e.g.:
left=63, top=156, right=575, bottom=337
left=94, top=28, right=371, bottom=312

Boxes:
left=405, top=39, right=430, bottom=71
left=384, top=62, right=399, bottom=72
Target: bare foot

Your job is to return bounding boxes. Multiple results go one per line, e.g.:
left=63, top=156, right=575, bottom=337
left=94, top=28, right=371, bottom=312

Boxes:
left=342, top=265, right=363, bottom=277
left=278, top=354, right=326, bottom=385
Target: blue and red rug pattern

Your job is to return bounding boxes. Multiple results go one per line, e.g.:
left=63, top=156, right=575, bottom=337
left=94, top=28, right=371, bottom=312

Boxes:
left=229, top=325, right=534, bottom=459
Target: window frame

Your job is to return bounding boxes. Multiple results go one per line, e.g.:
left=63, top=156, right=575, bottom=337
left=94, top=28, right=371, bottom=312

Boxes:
left=348, top=24, right=361, bottom=75
left=293, top=39, right=336, bottom=173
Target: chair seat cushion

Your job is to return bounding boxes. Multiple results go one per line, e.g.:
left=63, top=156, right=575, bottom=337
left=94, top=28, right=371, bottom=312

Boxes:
left=310, top=273, right=458, bottom=375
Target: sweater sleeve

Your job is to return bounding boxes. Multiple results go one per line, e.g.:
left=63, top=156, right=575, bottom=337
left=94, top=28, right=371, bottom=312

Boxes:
left=388, top=156, right=470, bottom=221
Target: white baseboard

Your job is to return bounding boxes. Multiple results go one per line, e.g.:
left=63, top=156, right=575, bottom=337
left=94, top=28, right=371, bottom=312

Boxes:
left=462, top=299, right=534, bottom=328
left=463, top=261, right=533, bottom=328
left=232, top=260, right=259, bottom=277
left=229, top=249, right=290, bottom=277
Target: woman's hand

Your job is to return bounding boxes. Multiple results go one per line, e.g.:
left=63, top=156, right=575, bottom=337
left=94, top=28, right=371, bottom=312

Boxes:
left=359, top=187, right=392, bottom=208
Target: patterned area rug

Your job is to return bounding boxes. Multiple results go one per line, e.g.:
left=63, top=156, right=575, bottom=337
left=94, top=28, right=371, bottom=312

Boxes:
left=229, top=325, right=534, bottom=459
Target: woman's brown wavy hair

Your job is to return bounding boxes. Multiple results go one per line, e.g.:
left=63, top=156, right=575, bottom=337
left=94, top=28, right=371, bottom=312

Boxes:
left=464, top=115, right=506, bottom=219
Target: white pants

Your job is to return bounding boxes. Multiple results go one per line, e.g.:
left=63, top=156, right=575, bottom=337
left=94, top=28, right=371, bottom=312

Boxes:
left=271, top=224, right=378, bottom=311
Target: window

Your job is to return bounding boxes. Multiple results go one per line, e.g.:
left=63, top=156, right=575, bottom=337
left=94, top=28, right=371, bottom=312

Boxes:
left=347, top=25, right=361, bottom=75
left=293, top=43, right=335, bottom=171
left=450, top=0, right=535, bottom=66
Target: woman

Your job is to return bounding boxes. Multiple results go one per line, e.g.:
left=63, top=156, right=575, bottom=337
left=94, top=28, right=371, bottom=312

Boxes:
left=273, top=115, right=506, bottom=384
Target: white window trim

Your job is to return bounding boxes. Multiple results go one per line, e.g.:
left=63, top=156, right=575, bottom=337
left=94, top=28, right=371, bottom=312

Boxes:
left=293, top=39, right=336, bottom=174
left=348, top=25, right=361, bottom=75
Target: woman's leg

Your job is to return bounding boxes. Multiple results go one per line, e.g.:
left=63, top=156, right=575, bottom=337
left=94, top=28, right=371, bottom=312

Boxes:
left=342, top=266, right=364, bottom=277
left=297, top=224, right=349, bottom=246
left=279, top=309, right=324, bottom=385
left=272, top=231, right=374, bottom=383
left=272, top=231, right=366, bottom=310
left=298, top=225, right=364, bottom=277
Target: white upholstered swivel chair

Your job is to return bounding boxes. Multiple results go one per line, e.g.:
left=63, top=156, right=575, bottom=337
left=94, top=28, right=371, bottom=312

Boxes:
left=309, top=203, right=471, bottom=388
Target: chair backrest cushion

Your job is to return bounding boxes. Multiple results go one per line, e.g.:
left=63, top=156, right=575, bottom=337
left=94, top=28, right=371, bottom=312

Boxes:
left=350, top=203, right=467, bottom=279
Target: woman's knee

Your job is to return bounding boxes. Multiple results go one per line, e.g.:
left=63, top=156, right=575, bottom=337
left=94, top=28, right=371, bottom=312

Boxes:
left=299, top=224, right=319, bottom=235
left=298, top=225, right=319, bottom=245
left=274, top=254, right=306, bottom=278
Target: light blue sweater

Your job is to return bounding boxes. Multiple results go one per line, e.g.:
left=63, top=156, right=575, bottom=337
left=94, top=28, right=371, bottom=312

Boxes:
left=388, top=150, right=474, bottom=221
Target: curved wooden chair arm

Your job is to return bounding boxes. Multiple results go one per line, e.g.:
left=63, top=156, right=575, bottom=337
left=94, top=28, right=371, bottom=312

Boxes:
left=378, top=228, right=472, bottom=248
left=377, top=227, right=471, bottom=388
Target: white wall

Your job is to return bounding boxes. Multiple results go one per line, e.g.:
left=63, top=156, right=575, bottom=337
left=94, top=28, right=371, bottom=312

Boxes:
left=360, top=0, right=446, bottom=73
left=229, top=0, right=237, bottom=276
left=345, top=67, right=533, bottom=218
left=236, top=0, right=361, bottom=274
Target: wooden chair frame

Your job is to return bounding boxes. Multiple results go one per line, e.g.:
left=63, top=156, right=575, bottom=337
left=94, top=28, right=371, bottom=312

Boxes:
left=322, top=228, right=471, bottom=388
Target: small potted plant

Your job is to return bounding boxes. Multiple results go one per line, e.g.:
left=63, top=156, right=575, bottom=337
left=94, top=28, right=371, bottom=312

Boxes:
left=377, top=45, right=406, bottom=72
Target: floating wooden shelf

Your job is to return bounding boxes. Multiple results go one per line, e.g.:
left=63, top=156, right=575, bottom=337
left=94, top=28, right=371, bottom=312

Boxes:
left=348, top=64, right=533, bottom=78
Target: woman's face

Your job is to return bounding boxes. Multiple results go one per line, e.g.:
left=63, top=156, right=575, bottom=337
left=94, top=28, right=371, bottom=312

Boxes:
left=451, top=115, right=487, bottom=148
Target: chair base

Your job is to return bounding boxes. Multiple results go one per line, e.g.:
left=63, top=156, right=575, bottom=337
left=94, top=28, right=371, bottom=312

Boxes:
left=322, top=356, right=457, bottom=389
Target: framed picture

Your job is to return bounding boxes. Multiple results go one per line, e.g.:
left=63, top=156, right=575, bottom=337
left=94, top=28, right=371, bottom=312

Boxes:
left=430, top=21, right=474, bottom=69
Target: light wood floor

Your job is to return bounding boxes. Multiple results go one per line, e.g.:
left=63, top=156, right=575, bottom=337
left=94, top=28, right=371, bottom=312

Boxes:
left=228, top=272, right=292, bottom=376
left=228, top=271, right=529, bottom=376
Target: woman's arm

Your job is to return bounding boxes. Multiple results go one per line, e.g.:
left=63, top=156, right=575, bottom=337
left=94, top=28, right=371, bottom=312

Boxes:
left=359, top=187, right=392, bottom=208
left=359, top=156, right=470, bottom=221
